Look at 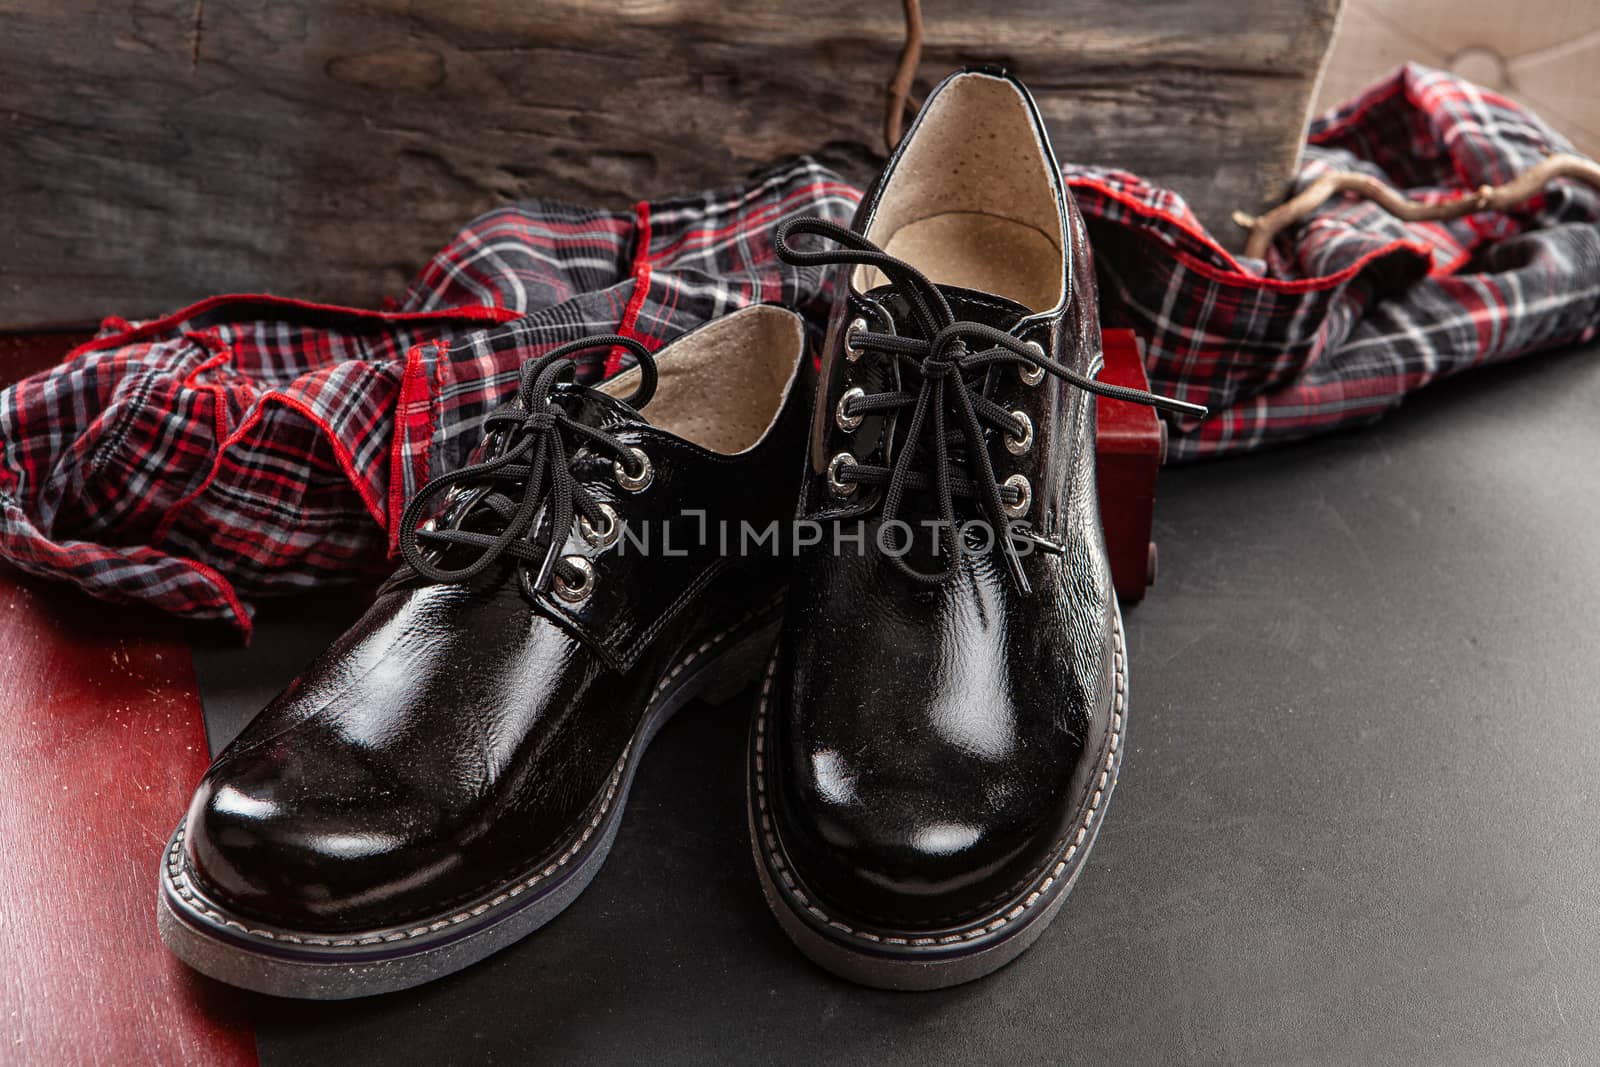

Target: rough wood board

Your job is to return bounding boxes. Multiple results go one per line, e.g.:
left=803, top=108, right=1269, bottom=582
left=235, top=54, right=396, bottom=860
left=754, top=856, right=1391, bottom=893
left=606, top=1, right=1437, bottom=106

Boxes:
left=0, top=1, right=1341, bottom=327
left=0, top=576, right=257, bottom=1066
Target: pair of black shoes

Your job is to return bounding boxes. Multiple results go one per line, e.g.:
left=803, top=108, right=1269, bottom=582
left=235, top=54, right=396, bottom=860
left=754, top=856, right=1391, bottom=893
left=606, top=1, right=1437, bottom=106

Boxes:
left=158, top=69, right=1202, bottom=998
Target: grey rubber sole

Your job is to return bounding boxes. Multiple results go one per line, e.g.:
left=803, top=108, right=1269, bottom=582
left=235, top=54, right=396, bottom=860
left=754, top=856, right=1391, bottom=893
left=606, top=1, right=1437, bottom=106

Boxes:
left=747, top=606, right=1127, bottom=991
left=158, top=602, right=782, bottom=1000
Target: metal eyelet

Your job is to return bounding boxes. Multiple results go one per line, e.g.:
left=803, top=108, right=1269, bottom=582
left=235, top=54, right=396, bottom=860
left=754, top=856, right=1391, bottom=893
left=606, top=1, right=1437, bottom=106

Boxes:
left=843, top=317, right=869, bottom=362
left=579, top=502, right=619, bottom=550
left=1002, top=473, right=1032, bottom=518
left=553, top=556, right=595, bottom=603
left=827, top=452, right=858, bottom=497
left=836, top=386, right=866, bottom=432
left=1019, top=340, right=1047, bottom=386
left=1004, top=411, right=1034, bottom=455
left=613, top=447, right=652, bottom=492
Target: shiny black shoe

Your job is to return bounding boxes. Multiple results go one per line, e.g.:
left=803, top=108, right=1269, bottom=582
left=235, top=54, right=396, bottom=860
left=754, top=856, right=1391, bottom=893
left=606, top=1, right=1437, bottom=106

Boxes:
left=159, top=305, right=812, bottom=999
left=748, top=70, right=1205, bottom=989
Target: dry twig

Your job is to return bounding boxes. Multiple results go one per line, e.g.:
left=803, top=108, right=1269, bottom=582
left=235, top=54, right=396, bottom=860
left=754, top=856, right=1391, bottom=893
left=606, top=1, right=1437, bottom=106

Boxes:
left=1233, top=153, right=1600, bottom=259
left=884, top=0, right=924, bottom=150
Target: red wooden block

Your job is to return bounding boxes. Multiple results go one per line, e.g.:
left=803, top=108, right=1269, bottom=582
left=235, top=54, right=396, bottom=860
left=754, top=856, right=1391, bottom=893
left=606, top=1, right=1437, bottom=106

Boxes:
left=1096, top=329, right=1165, bottom=602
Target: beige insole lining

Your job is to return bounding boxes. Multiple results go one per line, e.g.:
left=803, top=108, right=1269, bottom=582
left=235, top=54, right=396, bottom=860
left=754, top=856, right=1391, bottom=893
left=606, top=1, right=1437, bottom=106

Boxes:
left=866, top=212, right=1064, bottom=312
left=598, top=305, right=802, bottom=455
left=852, top=72, right=1066, bottom=313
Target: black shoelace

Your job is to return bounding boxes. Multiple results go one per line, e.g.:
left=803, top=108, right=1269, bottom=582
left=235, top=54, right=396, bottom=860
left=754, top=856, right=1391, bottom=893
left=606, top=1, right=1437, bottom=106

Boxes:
left=774, top=216, right=1207, bottom=590
left=397, top=334, right=657, bottom=599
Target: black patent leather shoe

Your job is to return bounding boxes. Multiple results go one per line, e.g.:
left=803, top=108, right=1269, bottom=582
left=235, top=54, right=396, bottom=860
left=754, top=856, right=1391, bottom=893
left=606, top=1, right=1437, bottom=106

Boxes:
left=748, top=70, right=1205, bottom=989
left=159, top=305, right=812, bottom=999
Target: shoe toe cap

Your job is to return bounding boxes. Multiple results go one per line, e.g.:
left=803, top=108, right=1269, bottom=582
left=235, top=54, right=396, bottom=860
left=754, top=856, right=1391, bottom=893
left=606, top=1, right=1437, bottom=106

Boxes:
left=770, top=760, right=1061, bottom=931
left=181, top=750, right=455, bottom=932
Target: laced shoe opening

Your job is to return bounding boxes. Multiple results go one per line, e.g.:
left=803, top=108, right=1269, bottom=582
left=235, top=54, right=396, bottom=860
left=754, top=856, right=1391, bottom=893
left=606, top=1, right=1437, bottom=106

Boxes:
left=855, top=72, right=1066, bottom=313
left=599, top=305, right=804, bottom=455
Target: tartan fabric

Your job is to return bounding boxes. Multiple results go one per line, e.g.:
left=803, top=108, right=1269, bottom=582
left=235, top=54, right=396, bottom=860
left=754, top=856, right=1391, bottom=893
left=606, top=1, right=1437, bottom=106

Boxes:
left=2, top=65, right=1595, bottom=630
left=0, top=162, right=857, bottom=632
left=1078, top=64, right=1600, bottom=458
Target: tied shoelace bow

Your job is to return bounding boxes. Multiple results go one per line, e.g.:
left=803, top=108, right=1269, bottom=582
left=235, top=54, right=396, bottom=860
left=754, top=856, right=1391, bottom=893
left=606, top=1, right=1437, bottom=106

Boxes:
left=773, top=216, right=1207, bottom=592
left=397, top=334, right=658, bottom=600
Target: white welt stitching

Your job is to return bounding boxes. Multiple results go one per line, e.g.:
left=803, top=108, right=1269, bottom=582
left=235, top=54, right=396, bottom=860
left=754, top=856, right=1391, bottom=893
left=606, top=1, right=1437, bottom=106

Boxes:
left=754, top=608, right=1128, bottom=946
left=166, top=596, right=780, bottom=947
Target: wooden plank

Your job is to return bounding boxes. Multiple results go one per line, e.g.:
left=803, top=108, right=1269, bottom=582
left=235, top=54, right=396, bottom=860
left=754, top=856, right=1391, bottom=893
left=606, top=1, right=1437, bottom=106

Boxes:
left=0, top=573, right=257, bottom=1066
left=0, top=330, right=95, bottom=383
left=1098, top=329, right=1163, bottom=602
left=0, top=0, right=1340, bottom=328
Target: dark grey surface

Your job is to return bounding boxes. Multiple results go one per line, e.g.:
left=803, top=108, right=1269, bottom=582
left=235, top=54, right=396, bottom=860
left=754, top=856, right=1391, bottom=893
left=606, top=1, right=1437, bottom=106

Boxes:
left=191, top=343, right=1600, bottom=1066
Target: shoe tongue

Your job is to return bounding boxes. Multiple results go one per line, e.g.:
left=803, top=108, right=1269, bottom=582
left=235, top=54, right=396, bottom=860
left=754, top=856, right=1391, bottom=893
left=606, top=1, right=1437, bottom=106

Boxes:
left=464, top=381, right=649, bottom=468
left=433, top=382, right=650, bottom=550
left=857, top=283, right=1028, bottom=539
left=863, top=283, right=1030, bottom=337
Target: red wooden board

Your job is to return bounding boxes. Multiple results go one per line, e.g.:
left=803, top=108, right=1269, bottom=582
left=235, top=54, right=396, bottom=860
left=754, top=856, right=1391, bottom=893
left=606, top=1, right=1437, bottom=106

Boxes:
left=1097, top=329, right=1164, bottom=601
left=0, top=329, right=94, bottom=381
left=0, top=576, right=257, bottom=1065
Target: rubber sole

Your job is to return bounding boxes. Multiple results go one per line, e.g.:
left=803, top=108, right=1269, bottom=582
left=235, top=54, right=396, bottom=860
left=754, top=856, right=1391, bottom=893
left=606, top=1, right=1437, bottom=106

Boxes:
left=748, top=605, right=1127, bottom=991
left=158, top=600, right=782, bottom=1000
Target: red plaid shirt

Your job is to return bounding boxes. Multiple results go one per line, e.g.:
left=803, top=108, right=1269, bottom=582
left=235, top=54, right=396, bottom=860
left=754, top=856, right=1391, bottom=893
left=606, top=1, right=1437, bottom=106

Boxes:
left=2, top=65, right=1596, bottom=631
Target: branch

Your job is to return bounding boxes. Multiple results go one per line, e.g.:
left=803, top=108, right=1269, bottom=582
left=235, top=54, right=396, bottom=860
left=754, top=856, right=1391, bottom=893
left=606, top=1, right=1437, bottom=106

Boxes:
left=1232, top=153, right=1600, bottom=260
left=884, top=0, right=923, bottom=151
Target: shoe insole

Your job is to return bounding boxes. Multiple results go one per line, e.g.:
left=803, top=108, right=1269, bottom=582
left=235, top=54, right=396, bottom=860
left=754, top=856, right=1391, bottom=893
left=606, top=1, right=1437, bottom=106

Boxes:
left=868, top=212, right=1063, bottom=313
left=598, top=305, right=802, bottom=455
